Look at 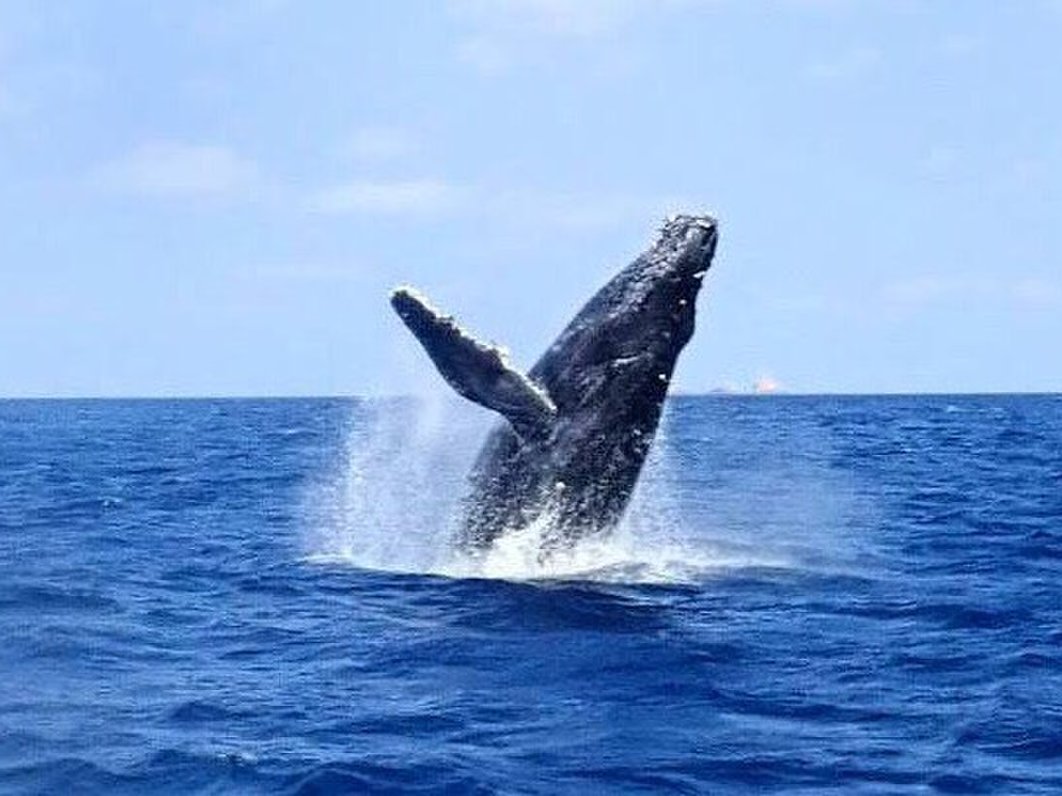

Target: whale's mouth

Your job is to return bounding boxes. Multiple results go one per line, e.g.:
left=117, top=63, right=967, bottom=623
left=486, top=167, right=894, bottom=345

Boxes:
left=697, top=224, right=718, bottom=255
left=683, top=217, right=719, bottom=262
left=652, top=214, right=718, bottom=278
left=693, top=226, right=718, bottom=277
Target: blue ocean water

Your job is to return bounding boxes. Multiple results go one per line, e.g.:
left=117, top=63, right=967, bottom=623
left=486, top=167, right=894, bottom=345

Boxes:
left=1, top=395, right=1060, bottom=794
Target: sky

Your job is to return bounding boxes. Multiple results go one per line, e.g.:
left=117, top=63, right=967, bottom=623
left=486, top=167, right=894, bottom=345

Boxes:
left=0, top=0, right=1059, bottom=397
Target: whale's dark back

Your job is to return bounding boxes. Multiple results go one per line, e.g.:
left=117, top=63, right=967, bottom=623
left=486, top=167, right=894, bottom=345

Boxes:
left=459, top=216, right=718, bottom=550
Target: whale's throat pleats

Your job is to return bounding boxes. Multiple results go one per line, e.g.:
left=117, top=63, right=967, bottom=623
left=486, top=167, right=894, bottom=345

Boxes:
left=390, top=287, right=556, bottom=440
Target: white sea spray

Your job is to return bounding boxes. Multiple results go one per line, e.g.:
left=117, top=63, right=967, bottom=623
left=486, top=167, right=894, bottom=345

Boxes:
left=298, top=397, right=863, bottom=585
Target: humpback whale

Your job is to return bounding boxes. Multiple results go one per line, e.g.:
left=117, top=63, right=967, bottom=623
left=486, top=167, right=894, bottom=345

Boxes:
left=391, top=214, right=718, bottom=553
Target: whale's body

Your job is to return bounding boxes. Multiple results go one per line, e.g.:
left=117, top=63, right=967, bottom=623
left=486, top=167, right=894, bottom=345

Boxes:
left=391, top=215, right=718, bottom=552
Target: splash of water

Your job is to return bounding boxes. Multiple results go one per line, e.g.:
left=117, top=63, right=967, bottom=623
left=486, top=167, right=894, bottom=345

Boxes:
left=302, top=398, right=806, bottom=585
left=302, top=395, right=471, bottom=573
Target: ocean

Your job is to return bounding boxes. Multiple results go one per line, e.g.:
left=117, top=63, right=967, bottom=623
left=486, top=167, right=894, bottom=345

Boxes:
left=1, top=395, right=1060, bottom=794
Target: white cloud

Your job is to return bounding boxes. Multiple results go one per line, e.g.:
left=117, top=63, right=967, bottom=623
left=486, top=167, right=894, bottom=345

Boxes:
left=89, top=138, right=693, bottom=227
left=1011, top=278, right=1062, bottom=308
left=308, top=179, right=467, bottom=215
left=488, top=188, right=700, bottom=231
left=339, top=126, right=417, bottom=162
left=0, top=41, right=20, bottom=118
left=448, top=0, right=688, bottom=74
left=305, top=177, right=691, bottom=229
left=882, top=276, right=989, bottom=305
left=1011, top=156, right=1050, bottom=188
left=0, top=23, right=102, bottom=121
left=92, top=141, right=261, bottom=198
left=184, top=0, right=293, bottom=39
left=234, top=261, right=365, bottom=284
left=922, top=145, right=960, bottom=178
left=456, top=35, right=512, bottom=74
left=450, top=0, right=648, bottom=38
left=882, top=275, right=1061, bottom=310
left=806, top=46, right=881, bottom=82
left=940, top=32, right=981, bottom=58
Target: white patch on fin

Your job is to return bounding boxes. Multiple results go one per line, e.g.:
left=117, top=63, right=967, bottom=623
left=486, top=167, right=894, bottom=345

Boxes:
left=391, top=286, right=556, bottom=435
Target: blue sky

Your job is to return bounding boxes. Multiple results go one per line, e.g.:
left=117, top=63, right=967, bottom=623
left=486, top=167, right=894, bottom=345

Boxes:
left=0, top=0, right=1059, bottom=396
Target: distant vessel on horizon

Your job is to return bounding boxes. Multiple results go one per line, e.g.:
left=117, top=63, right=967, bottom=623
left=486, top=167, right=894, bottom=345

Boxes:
left=708, top=376, right=783, bottom=395
left=753, top=376, right=781, bottom=395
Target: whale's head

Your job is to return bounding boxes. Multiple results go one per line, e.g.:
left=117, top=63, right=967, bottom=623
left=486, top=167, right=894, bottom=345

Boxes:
left=632, top=213, right=718, bottom=345
left=533, top=213, right=718, bottom=416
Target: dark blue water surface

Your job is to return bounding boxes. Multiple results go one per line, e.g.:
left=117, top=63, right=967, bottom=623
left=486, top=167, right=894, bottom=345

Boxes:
left=1, top=395, right=1061, bottom=794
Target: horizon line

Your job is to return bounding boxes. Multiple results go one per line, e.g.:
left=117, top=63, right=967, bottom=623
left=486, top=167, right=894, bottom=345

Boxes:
left=0, top=390, right=1059, bottom=402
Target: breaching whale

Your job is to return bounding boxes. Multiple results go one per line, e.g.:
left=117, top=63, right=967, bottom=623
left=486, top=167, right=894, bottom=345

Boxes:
left=391, top=214, right=718, bottom=553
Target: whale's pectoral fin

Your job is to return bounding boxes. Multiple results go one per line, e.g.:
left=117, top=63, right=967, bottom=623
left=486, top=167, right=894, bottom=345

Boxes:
left=390, top=287, right=556, bottom=439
